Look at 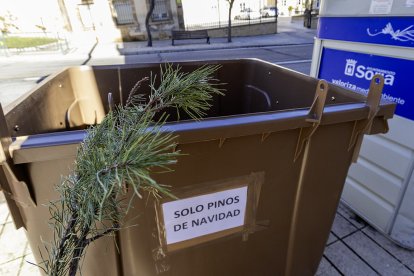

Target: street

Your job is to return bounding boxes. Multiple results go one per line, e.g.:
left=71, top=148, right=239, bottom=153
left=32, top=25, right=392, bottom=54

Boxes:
left=120, top=44, right=313, bottom=73
left=0, top=44, right=313, bottom=79
left=0, top=43, right=313, bottom=107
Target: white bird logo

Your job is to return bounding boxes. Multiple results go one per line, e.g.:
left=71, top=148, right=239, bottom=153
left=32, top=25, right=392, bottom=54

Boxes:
left=367, top=23, right=414, bottom=42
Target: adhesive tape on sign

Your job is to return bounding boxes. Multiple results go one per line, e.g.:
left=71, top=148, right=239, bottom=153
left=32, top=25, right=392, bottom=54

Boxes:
left=161, top=186, right=248, bottom=245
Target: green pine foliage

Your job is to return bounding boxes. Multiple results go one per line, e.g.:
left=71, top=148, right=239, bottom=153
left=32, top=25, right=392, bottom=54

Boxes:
left=39, top=64, right=223, bottom=276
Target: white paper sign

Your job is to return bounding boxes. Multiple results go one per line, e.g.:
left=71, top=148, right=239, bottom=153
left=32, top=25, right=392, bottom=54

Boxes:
left=369, top=0, right=394, bottom=14
left=406, top=0, right=414, bottom=7
left=162, top=186, right=248, bottom=245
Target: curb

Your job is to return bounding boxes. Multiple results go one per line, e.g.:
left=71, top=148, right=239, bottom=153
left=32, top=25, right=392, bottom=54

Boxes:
left=119, top=42, right=314, bottom=56
left=82, top=39, right=99, bottom=65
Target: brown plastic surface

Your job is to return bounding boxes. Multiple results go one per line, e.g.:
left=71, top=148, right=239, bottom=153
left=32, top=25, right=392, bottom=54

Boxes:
left=0, top=59, right=396, bottom=276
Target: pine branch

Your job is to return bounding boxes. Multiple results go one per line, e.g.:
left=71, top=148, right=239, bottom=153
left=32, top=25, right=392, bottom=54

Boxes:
left=68, top=226, right=89, bottom=276
left=40, top=64, right=223, bottom=276
left=86, top=223, right=119, bottom=245
left=56, top=213, right=77, bottom=262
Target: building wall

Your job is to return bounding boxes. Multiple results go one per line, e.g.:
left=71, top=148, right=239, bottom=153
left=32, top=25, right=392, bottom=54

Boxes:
left=207, top=21, right=277, bottom=37
left=129, top=0, right=179, bottom=40
left=133, top=0, right=148, bottom=35
left=181, top=0, right=273, bottom=28
left=60, top=0, right=122, bottom=41
left=277, top=0, right=305, bottom=16
left=0, top=0, right=65, bottom=33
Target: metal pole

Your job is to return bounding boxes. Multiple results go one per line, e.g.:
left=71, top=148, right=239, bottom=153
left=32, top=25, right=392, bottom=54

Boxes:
left=218, top=0, right=221, bottom=28
left=276, top=0, right=278, bottom=24
left=259, top=0, right=261, bottom=23
left=87, top=2, right=96, bottom=31
left=0, top=33, right=9, bottom=57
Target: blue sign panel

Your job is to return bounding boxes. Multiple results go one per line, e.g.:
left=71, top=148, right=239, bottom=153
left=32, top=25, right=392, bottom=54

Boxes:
left=318, top=17, right=414, bottom=48
left=318, top=48, right=414, bottom=120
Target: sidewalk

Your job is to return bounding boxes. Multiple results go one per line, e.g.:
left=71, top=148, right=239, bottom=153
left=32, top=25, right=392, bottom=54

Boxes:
left=112, top=20, right=316, bottom=56
left=0, top=193, right=37, bottom=275
left=0, top=19, right=315, bottom=63
left=116, top=29, right=315, bottom=56
left=0, top=33, right=97, bottom=64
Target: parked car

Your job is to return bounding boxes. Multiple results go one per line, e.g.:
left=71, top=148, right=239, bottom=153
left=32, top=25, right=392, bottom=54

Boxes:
left=261, top=7, right=278, bottom=17
left=234, top=8, right=261, bottom=20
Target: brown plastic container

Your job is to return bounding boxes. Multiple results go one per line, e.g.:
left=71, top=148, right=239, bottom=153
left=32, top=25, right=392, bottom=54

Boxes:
left=0, top=59, right=395, bottom=275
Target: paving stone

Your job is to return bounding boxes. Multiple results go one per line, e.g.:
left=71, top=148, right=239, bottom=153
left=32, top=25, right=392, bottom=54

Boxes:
left=331, top=213, right=357, bottom=238
left=24, top=244, right=32, bottom=256
left=0, top=201, right=10, bottom=225
left=19, top=253, right=41, bottom=276
left=337, top=202, right=367, bottom=229
left=327, top=232, right=337, bottom=245
left=363, top=226, right=414, bottom=271
left=0, top=258, right=21, bottom=275
left=316, top=257, right=341, bottom=276
left=0, top=223, right=28, bottom=265
left=324, top=240, right=377, bottom=276
left=0, top=191, right=5, bottom=203
left=344, top=231, right=413, bottom=275
left=5, top=213, right=12, bottom=224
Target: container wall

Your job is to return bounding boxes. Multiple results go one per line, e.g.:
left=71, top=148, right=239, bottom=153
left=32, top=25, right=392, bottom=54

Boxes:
left=22, top=155, right=120, bottom=275
left=119, top=128, right=302, bottom=275
left=93, top=61, right=366, bottom=119
left=6, top=60, right=368, bottom=137
left=120, top=119, right=359, bottom=276
left=2, top=60, right=395, bottom=275
left=5, top=70, right=76, bottom=136
left=5, top=67, right=106, bottom=136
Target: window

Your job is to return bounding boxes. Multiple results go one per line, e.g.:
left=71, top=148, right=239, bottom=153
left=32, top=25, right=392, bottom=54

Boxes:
left=113, top=0, right=135, bottom=25
left=78, top=3, right=94, bottom=30
left=152, top=0, right=170, bottom=21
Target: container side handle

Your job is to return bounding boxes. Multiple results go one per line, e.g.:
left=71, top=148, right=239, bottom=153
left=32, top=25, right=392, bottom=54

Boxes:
left=65, top=97, right=99, bottom=128
left=348, top=74, right=384, bottom=162
left=294, top=80, right=328, bottom=161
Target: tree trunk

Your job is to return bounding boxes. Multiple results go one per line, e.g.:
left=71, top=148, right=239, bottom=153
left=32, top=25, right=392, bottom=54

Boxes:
left=227, top=1, right=234, bottom=43
left=146, top=0, right=155, bottom=47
